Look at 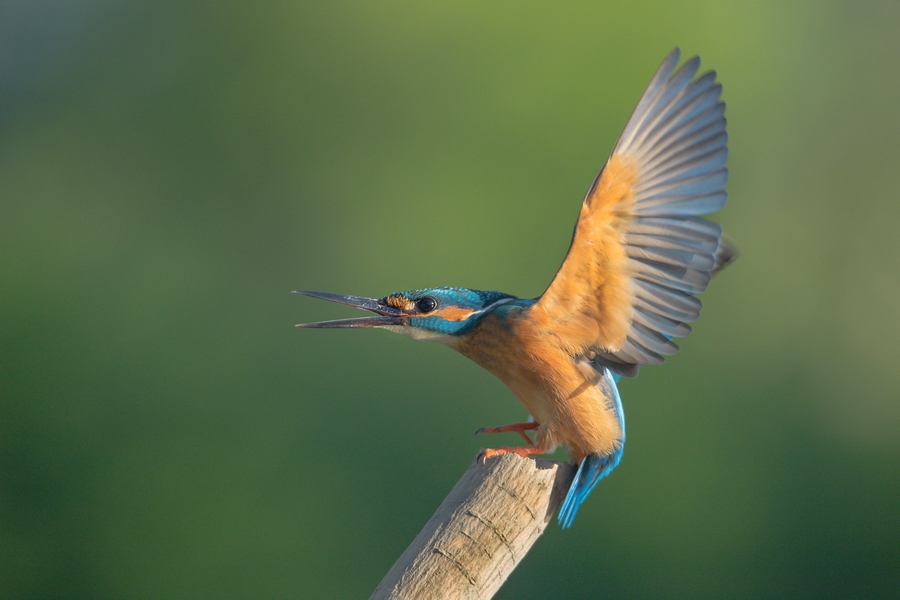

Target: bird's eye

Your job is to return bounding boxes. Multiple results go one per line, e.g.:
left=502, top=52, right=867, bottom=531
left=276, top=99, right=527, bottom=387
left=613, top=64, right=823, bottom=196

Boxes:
left=416, top=296, right=437, bottom=313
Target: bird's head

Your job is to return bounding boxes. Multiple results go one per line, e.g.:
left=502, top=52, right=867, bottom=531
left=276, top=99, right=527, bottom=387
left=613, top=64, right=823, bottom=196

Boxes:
left=294, top=286, right=517, bottom=343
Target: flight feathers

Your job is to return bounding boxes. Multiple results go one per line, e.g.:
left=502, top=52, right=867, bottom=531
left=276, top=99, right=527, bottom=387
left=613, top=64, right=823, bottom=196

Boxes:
left=531, top=48, right=729, bottom=369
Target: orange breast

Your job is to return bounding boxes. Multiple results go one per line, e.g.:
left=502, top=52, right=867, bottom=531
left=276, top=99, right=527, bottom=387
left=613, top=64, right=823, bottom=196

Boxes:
left=455, top=310, right=623, bottom=462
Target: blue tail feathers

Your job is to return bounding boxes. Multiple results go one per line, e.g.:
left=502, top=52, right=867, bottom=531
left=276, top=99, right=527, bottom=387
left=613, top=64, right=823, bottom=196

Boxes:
left=558, top=367, right=626, bottom=529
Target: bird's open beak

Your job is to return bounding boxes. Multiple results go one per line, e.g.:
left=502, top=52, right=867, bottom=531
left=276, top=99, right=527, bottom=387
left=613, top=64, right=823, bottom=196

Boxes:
left=292, top=290, right=405, bottom=328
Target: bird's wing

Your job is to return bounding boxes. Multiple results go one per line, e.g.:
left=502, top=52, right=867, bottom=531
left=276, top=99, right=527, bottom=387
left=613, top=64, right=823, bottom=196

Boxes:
left=529, top=48, right=728, bottom=375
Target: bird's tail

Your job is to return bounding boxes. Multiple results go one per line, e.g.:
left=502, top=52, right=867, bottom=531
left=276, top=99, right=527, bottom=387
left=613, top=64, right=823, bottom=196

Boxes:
left=558, top=450, right=623, bottom=529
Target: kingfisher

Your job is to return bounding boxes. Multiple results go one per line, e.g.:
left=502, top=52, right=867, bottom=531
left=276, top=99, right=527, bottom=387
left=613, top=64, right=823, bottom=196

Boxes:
left=295, top=48, right=734, bottom=528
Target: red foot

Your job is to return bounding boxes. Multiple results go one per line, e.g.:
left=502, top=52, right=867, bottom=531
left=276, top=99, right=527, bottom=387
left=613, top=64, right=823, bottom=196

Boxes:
left=475, top=421, right=540, bottom=444
left=477, top=445, right=545, bottom=464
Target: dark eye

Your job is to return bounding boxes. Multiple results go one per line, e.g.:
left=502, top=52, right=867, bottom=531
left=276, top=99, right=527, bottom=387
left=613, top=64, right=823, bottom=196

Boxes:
left=416, top=296, right=437, bottom=313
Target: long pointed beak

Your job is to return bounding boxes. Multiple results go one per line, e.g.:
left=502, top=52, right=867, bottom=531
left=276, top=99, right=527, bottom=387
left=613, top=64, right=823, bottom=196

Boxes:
left=292, top=290, right=404, bottom=329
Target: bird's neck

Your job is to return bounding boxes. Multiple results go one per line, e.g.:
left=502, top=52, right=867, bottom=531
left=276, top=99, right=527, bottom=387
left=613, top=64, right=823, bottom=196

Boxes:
left=451, top=302, right=529, bottom=376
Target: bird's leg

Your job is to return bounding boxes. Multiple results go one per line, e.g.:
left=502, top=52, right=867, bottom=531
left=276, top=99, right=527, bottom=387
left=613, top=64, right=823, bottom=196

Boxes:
left=475, top=422, right=547, bottom=463
left=475, top=421, right=540, bottom=444
left=477, top=444, right=546, bottom=464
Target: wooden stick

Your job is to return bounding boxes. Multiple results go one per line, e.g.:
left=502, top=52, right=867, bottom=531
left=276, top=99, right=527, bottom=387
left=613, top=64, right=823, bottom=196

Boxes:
left=370, top=454, right=576, bottom=600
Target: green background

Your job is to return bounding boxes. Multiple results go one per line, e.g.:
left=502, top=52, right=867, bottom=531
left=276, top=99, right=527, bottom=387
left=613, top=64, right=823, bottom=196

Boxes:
left=3, top=2, right=898, bottom=598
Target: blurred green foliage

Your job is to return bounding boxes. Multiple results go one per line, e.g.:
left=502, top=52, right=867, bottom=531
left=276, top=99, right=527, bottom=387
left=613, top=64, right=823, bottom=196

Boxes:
left=2, top=1, right=899, bottom=598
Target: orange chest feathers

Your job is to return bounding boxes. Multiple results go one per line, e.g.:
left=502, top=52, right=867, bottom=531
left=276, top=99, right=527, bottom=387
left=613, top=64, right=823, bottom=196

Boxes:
left=455, top=310, right=623, bottom=460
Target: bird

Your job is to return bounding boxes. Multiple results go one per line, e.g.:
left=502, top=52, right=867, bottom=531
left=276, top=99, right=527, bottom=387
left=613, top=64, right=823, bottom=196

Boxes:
left=294, top=48, right=734, bottom=528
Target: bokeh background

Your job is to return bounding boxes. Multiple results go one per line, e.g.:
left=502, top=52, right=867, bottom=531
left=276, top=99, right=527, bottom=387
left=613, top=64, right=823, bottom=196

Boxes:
left=2, top=1, right=899, bottom=598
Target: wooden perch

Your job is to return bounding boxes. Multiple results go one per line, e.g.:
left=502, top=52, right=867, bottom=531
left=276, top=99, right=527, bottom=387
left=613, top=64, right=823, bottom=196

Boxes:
left=370, top=454, right=576, bottom=600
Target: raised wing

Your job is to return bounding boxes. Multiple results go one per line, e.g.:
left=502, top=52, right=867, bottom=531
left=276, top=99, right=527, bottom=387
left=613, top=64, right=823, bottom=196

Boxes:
left=529, top=48, right=729, bottom=375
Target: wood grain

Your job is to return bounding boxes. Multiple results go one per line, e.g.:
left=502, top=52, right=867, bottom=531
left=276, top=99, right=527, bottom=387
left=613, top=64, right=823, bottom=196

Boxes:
left=370, top=454, right=575, bottom=600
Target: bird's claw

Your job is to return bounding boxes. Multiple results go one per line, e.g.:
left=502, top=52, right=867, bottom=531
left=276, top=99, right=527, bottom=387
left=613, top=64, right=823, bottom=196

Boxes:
left=476, top=445, right=541, bottom=465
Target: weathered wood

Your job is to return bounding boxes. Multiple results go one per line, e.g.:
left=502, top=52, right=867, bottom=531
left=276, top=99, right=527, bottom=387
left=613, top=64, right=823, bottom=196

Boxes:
left=371, top=454, right=576, bottom=600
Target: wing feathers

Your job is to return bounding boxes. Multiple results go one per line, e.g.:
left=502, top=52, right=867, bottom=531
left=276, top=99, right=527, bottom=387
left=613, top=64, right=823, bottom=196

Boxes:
left=632, top=305, right=692, bottom=338
left=629, top=322, right=680, bottom=354
left=628, top=216, right=722, bottom=249
left=626, top=232, right=717, bottom=254
left=627, top=244, right=716, bottom=271
left=637, top=167, right=728, bottom=200
left=634, top=279, right=702, bottom=320
left=631, top=266, right=713, bottom=295
left=531, top=49, right=729, bottom=369
left=615, top=49, right=683, bottom=152
left=632, top=81, right=722, bottom=159
left=638, top=146, right=728, bottom=193
left=620, top=57, right=702, bottom=155
left=640, top=111, right=727, bottom=176
left=635, top=190, right=727, bottom=217
left=634, top=279, right=703, bottom=323
left=641, top=129, right=727, bottom=187
left=614, top=341, right=660, bottom=365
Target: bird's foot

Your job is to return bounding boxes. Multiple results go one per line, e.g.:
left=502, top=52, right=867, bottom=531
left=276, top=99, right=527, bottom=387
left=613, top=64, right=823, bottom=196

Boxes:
left=477, top=444, right=544, bottom=464
left=474, top=421, right=540, bottom=444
